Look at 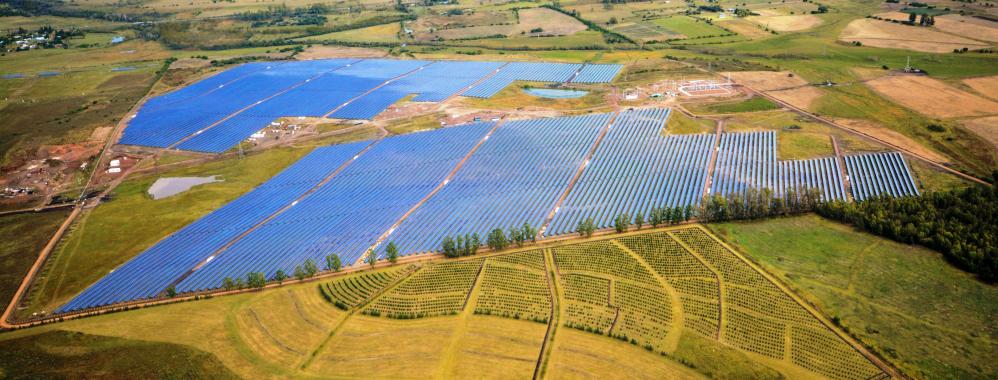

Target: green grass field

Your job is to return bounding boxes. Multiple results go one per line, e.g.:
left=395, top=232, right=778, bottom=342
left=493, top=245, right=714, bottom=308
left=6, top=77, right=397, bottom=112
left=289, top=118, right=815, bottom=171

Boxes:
left=711, top=215, right=998, bottom=379
left=650, top=16, right=731, bottom=39
left=690, top=96, right=781, bottom=114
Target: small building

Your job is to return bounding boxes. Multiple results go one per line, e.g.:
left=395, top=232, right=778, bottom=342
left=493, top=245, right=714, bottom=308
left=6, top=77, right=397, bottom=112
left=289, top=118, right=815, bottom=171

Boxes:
left=109, top=159, right=121, bottom=167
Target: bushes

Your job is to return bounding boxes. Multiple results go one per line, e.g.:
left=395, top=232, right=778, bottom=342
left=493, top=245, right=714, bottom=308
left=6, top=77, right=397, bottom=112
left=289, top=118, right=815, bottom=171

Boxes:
left=816, top=175, right=998, bottom=282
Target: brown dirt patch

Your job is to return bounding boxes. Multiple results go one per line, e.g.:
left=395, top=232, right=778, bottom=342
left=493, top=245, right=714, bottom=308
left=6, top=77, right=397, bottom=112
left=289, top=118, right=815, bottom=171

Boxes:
left=834, top=118, right=949, bottom=162
left=89, top=127, right=113, bottom=142
left=748, top=15, right=823, bottom=31
left=934, top=15, right=998, bottom=42
left=839, top=18, right=988, bottom=53
left=962, top=75, right=998, bottom=100
left=866, top=75, right=998, bottom=118
left=296, top=46, right=387, bottom=60
left=722, top=71, right=810, bottom=91
left=768, top=86, right=824, bottom=111
left=168, top=58, right=212, bottom=70
left=961, top=116, right=998, bottom=149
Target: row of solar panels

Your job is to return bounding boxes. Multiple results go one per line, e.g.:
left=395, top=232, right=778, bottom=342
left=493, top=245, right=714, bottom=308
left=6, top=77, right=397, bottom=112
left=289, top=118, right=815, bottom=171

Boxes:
left=61, top=109, right=920, bottom=312
left=119, top=58, right=623, bottom=153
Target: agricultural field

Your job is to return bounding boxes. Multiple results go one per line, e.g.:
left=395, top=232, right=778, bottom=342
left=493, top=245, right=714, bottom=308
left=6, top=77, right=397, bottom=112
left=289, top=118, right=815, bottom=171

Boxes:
left=711, top=215, right=998, bottom=379
left=0, top=227, right=899, bottom=379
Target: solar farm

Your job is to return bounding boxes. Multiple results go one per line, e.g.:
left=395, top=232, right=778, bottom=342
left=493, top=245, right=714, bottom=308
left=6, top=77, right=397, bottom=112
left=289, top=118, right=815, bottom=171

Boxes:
left=59, top=107, right=920, bottom=312
left=118, top=58, right=623, bottom=153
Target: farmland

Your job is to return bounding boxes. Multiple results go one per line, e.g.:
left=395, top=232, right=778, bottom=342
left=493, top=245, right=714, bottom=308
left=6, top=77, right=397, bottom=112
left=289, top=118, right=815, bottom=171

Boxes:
left=0, top=226, right=895, bottom=379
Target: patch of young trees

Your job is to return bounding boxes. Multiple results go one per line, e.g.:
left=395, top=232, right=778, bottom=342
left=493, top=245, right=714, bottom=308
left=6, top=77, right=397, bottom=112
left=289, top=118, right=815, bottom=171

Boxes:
left=442, top=233, right=481, bottom=258
left=817, top=174, right=998, bottom=282
left=440, top=223, right=538, bottom=257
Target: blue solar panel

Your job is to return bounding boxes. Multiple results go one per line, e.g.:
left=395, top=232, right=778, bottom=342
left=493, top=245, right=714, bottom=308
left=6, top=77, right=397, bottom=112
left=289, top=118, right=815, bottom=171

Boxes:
left=174, top=123, right=495, bottom=292
left=387, top=112, right=611, bottom=255
left=462, top=62, right=583, bottom=98
left=547, top=108, right=714, bottom=236
left=56, top=141, right=372, bottom=312
left=571, top=63, right=623, bottom=83
left=845, top=152, right=919, bottom=201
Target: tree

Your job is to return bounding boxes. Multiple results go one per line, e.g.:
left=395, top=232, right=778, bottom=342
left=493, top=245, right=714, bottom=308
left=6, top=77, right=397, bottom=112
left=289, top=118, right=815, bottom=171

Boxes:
left=577, top=218, right=595, bottom=238
left=294, top=265, right=306, bottom=281
left=509, top=226, right=524, bottom=247
left=247, top=271, right=266, bottom=288
left=166, top=286, right=177, bottom=298
left=386, top=241, right=399, bottom=264
left=234, top=277, right=245, bottom=289
left=522, top=222, right=537, bottom=243
left=223, top=277, right=236, bottom=291
left=274, top=269, right=288, bottom=284
left=488, top=228, right=508, bottom=251
left=326, top=253, right=342, bottom=272
left=365, top=249, right=378, bottom=267
left=471, top=233, right=481, bottom=255
left=304, top=258, right=318, bottom=277
left=634, top=212, right=644, bottom=230
left=650, top=207, right=662, bottom=228
left=614, top=213, right=630, bottom=233
left=442, top=236, right=458, bottom=258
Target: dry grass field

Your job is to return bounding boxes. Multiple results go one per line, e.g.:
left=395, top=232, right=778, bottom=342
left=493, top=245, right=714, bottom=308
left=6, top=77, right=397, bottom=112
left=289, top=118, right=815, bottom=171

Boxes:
left=963, top=75, right=998, bottom=100
left=723, top=71, right=810, bottom=91
left=866, top=75, right=998, bottom=118
left=839, top=18, right=989, bottom=53
left=833, top=118, right=950, bottom=162
left=961, top=116, right=998, bottom=149
left=934, top=15, right=998, bottom=43
left=748, top=14, right=823, bottom=32
left=515, top=7, right=587, bottom=35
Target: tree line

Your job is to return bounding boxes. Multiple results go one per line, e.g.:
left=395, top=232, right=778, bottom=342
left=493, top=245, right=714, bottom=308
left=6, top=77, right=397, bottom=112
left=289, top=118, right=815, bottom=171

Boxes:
left=817, top=173, right=998, bottom=282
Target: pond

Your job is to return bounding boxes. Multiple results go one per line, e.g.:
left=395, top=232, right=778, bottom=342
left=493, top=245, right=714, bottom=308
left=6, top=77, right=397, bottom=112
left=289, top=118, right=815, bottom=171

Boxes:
left=148, top=176, right=222, bottom=200
left=523, top=88, right=589, bottom=99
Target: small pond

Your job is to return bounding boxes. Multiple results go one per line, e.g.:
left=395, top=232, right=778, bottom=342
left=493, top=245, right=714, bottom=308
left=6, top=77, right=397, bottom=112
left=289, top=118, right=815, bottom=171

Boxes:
left=148, top=176, right=222, bottom=200
left=523, top=88, right=589, bottom=99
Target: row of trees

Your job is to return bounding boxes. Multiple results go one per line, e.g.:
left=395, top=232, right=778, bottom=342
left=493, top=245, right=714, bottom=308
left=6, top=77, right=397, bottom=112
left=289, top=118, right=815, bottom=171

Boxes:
left=699, top=187, right=824, bottom=222
left=438, top=223, right=539, bottom=257
left=441, top=234, right=481, bottom=258
left=817, top=174, right=998, bottom=282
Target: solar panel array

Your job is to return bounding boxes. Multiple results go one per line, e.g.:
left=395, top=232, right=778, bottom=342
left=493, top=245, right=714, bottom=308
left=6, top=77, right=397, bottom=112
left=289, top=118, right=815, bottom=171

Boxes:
left=547, top=108, right=714, bottom=235
left=844, top=152, right=919, bottom=200
left=387, top=113, right=611, bottom=256
left=120, top=58, right=621, bottom=153
left=60, top=108, right=921, bottom=312
left=56, top=141, right=372, bottom=312
left=176, top=122, right=494, bottom=292
left=571, top=63, right=625, bottom=83
left=461, top=62, right=585, bottom=98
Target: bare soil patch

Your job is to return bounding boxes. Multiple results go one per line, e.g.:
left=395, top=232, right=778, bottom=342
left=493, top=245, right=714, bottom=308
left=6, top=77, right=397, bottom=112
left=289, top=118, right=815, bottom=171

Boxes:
left=748, top=14, right=823, bottom=31
left=962, top=75, right=998, bottom=100
left=839, top=18, right=988, bottom=53
left=934, top=15, right=998, bottom=42
left=834, top=118, right=949, bottom=162
left=297, top=46, right=386, bottom=60
left=961, top=116, right=998, bottom=150
left=768, top=86, right=824, bottom=111
left=866, top=75, right=998, bottom=118
left=722, top=71, right=810, bottom=91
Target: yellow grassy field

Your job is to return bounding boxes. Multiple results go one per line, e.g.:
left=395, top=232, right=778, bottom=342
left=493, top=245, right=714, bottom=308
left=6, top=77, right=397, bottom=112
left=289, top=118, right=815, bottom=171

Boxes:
left=963, top=75, right=998, bottom=100
left=547, top=328, right=707, bottom=379
left=934, top=14, right=998, bottom=43
left=961, top=116, right=998, bottom=150
left=866, top=75, right=998, bottom=118
left=748, top=14, right=823, bottom=32
left=839, top=18, right=989, bottom=53
left=515, top=7, right=587, bottom=36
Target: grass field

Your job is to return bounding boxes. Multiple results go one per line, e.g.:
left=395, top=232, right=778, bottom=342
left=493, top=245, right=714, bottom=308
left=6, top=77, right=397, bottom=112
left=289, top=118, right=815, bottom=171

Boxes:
left=303, top=22, right=401, bottom=43
left=711, top=215, right=998, bottom=379
left=0, top=210, right=71, bottom=311
left=665, top=111, right=716, bottom=135
left=650, top=16, right=731, bottom=39
left=0, top=330, right=237, bottom=378
left=689, top=96, right=781, bottom=114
